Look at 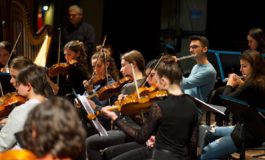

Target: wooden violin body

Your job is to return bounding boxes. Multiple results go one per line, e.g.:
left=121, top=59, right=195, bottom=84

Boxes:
left=0, top=92, right=26, bottom=118
left=88, top=86, right=168, bottom=120
left=88, top=76, right=133, bottom=101
left=47, top=60, right=77, bottom=77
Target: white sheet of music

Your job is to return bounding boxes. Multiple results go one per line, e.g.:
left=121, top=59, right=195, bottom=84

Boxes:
left=77, top=95, right=108, bottom=136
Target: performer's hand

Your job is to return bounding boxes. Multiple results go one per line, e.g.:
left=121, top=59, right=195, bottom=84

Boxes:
left=101, top=106, right=118, bottom=121
left=118, top=94, right=127, bottom=100
left=226, top=73, right=240, bottom=87
left=146, top=135, right=156, bottom=148
left=0, top=118, right=7, bottom=125
left=83, top=80, right=93, bottom=92
left=87, top=99, right=97, bottom=110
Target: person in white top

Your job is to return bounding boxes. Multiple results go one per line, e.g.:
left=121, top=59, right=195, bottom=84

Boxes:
left=0, top=64, right=48, bottom=151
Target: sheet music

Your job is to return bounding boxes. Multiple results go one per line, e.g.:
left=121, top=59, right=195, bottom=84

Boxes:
left=77, top=95, right=108, bottom=136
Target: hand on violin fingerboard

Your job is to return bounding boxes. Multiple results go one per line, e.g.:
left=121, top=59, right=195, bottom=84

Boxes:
left=101, top=106, right=118, bottom=121
left=83, top=80, right=93, bottom=93
left=118, top=94, right=127, bottom=100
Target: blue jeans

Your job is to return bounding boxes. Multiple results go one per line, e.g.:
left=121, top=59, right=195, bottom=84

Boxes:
left=200, top=126, right=239, bottom=160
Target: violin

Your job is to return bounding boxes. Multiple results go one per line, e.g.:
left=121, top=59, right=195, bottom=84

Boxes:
left=47, top=60, right=78, bottom=77
left=87, top=76, right=133, bottom=101
left=87, top=86, right=168, bottom=120
left=0, top=92, right=26, bottom=118
left=0, top=149, right=37, bottom=160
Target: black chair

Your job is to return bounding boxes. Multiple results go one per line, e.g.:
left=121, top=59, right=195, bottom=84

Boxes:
left=220, top=95, right=265, bottom=160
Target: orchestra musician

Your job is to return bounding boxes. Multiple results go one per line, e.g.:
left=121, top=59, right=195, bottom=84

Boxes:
left=85, top=50, right=147, bottom=160
left=0, top=41, right=12, bottom=70
left=0, top=64, right=48, bottom=151
left=0, top=56, right=53, bottom=126
left=81, top=51, right=120, bottom=134
left=102, top=58, right=160, bottom=160
left=102, top=55, right=199, bottom=160
left=181, top=35, right=216, bottom=102
left=50, top=40, right=90, bottom=102
left=200, top=49, right=265, bottom=160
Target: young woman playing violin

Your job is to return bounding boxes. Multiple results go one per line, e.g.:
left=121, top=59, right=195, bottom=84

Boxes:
left=101, top=58, right=160, bottom=160
left=102, top=55, right=199, bottom=160
left=51, top=40, right=90, bottom=102
left=85, top=50, right=147, bottom=160
left=83, top=51, right=119, bottom=105
left=81, top=51, right=119, bottom=134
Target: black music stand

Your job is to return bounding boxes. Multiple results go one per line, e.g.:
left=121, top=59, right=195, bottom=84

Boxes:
left=0, top=72, right=15, bottom=95
left=190, top=96, right=226, bottom=116
left=220, top=95, right=265, bottom=160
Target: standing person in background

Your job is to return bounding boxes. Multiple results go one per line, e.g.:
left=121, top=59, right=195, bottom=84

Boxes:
left=247, top=27, right=265, bottom=54
left=181, top=35, right=217, bottom=102
left=62, top=4, right=95, bottom=65
left=0, top=41, right=12, bottom=70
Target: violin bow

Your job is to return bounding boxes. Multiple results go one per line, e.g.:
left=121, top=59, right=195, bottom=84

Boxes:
left=89, top=35, right=107, bottom=82
left=4, top=32, right=22, bottom=71
left=56, top=28, right=61, bottom=84
left=0, top=82, right=3, bottom=96
left=140, top=52, right=164, bottom=87
left=130, top=63, right=141, bottom=99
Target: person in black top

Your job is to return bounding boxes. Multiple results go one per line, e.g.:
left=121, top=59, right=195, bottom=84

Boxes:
left=85, top=50, right=146, bottom=160
left=50, top=40, right=90, bottom=102
left=102, top=55, right=199, bottom=160
left=200, top=49, right=265, bottom=160
left=62, top=5, right=95, bottom=64
left=247, top=27, right=265, bottom=54
left=0, top=41, right=12, bottom=70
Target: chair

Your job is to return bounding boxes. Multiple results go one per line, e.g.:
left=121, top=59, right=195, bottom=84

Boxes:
left=220, top=95, right=265, bottom=160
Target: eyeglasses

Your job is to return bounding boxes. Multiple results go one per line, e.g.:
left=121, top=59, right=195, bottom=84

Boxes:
left=189, top=45, right=202, bottom=49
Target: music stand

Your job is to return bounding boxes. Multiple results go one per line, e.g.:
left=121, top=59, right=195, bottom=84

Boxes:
left=190, top=96, right=226, bottom=116
left=220, top=95, right=265, bottom=160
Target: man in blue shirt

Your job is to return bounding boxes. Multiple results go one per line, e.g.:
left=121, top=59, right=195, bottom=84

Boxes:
left=181, top=35, right=216, bottom=102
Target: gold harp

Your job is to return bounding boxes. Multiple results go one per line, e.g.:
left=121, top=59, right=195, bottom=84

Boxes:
left=11, top=0, right=52, bottom=66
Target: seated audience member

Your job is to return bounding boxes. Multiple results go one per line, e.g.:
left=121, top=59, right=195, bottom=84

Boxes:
left=200, top=49, right=265, bottom=160
left=17, top=96, right=86, bottom=160
left=181, top=35, right=217, bottom=102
